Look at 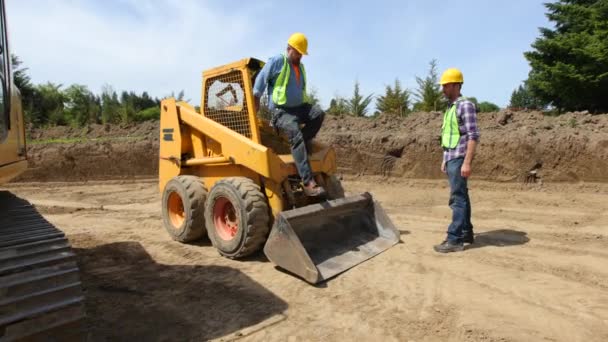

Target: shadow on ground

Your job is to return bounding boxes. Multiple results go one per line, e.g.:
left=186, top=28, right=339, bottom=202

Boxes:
left=74, top=241, right=287, bottom=341
left=466, top=229, right=530, bottom=250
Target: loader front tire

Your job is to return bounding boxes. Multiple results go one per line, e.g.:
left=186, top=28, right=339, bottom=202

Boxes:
left=162, top=176, right=208, bottom=242
left=206, top=177, right=270, bottom=258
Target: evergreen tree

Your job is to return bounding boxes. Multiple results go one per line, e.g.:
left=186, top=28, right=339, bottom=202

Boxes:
left=524, top=0, right=608, bottom=112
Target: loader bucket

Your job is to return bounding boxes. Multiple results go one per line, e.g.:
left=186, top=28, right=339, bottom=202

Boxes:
left=263, top=192, right=400, bottom=284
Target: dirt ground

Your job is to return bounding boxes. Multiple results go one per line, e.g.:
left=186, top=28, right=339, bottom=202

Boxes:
left=4, top=177, right=607, bottom=342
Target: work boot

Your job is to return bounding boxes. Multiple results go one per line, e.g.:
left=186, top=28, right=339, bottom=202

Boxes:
left=463, top=232, right=475, bottom=244
left=303, top=181, right=326, bottom=197
left=433, top=240, right=464, bottom=253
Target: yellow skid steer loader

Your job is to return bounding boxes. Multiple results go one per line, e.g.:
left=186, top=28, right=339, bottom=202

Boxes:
left=159, top=58, right=399, bottom=284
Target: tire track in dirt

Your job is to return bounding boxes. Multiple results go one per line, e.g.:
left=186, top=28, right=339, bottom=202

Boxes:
left=473, top=251, right=608, bottom=291
left=388, top=236, right=608, bottom=342
left=422, top=261, right=608, bottom=342
left=371, top=182, right=608, bottom=341
left=4, top=179, right=608, bottom=341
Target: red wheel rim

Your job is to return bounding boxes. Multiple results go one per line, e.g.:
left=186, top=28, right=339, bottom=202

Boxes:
left=167, top=191, right=185, bottom=228
left=213, top=197, right=239, bottom=241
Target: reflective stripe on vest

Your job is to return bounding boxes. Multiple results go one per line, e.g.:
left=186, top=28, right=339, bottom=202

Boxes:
left=272, top=54, right=307, bottom=106
left=441, top=99, right=464, bottom=149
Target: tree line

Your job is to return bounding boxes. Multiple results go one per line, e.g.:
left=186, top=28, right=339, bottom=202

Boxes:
left=329, top=0, right=608, bottom=116
left=326, top=59, right=500, bottom=117
left=13, top=55, right=171, bottom=128
left=13, top=0, right=607, bottom=128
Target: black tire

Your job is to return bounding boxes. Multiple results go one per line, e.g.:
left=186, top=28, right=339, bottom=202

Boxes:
left=162, top=175, right=208, bottom=242
left=205, top=177, right=270, bottom=258
left=324, top=174, right=345, bottom=200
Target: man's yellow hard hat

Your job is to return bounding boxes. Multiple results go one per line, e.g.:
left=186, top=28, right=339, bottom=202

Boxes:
left=440, top=68, right=464, bottom=85
left=287, top=32, right=308, bottom=55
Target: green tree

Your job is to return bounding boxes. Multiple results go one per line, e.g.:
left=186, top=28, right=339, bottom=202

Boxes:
left=64, top=84, right=100, bottom=127
left=176, top=90, right=186, bottom=102
left=478, top=101, right=500, bottom=112
left=509, top=82, right=545, bottom=109
left=376, top=79, right=411, bottom=116
left=101, top=85, right=121, bottom=124
left=524, top=0, right=608, bottom=112
left=467, top=96, right=479, bottom=107
left=120, top=91, right=136, bottom=123
left=134, top=107, right=161, bottom=122
left=347, top=81, right=374, bottom=117
left=413, top=59, right=445, bottom=112
left=11, top=55, right=41, bottom=126
left=305, top=86, right=321, bottom=107
left=133, top=91, right=158, bottom=110
left=327, top=96, right=349, bottom=116
left=30, top=83, right=66, bottom=126
left=166, top=90, right=188, bottom=103
left=11, top=55, right=35, bottom=114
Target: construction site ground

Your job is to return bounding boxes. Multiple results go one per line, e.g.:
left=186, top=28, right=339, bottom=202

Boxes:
left=5, top=111, right=608, bottom=341
left=4, top=177, right=607, bottom=342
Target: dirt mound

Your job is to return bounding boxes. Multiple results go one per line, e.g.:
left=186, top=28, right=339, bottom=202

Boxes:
left=18, top=140, right=159, bottom=182
left=27, top=121, right=159, bottom=141
left=318, top=110, right=608, bottom=182
left=16, top=110, right=608, bottom=183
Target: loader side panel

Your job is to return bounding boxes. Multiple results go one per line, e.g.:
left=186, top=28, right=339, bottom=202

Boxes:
left=159, top=99, right=183, bottom=192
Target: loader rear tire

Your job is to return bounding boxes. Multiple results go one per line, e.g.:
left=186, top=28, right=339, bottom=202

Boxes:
left=162, top=175, right=208, bottom=242
left=324, top=174, right=345, bottom=200
left=205, top=177, right=270, bottom=258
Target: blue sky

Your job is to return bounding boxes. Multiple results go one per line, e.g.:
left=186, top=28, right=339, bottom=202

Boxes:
left=7, top=0, right=550, bottom=109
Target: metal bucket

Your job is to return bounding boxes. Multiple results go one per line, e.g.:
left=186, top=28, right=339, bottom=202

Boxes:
left=263, top=192, right=400, bottom=284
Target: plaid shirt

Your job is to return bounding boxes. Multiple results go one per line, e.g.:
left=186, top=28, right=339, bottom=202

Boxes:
left=443, top=97, right=480, bottom=162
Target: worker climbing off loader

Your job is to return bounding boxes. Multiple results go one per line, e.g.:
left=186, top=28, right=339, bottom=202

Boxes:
left=253, top=32, right=327, bottom=197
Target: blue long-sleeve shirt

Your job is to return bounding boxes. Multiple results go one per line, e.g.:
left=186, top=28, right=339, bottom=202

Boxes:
left=253, top=54, right=305, bottom=110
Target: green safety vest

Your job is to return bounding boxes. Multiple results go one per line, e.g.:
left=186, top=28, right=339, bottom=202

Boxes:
left=441, top=97, right=466, bottom=149
left=272, top=54, right=308, bottom=106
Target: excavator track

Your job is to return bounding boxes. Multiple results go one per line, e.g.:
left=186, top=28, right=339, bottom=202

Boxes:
left=0, top=191, right=85, bottom=341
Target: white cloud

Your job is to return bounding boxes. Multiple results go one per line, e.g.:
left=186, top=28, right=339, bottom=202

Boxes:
left=7, top=0, right=263, bottom=103
left=5, top=0, right=550, bottom=110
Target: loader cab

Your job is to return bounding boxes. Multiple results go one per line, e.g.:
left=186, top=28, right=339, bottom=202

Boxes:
left=200, top=57, right=291, bottom=155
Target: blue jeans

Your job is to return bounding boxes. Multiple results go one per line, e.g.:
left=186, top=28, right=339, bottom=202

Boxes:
left=446, top=157, right=473, bottom=243
left=272, top=104, right=325, bottom=184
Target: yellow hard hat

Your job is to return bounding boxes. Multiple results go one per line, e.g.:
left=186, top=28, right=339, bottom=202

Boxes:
left=287, top=32, right=308, bottom=55
left=440, top=68, right=464, bottom=85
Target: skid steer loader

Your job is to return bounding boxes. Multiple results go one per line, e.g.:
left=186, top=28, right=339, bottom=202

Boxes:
left=159, top=58, right=399, bottom=284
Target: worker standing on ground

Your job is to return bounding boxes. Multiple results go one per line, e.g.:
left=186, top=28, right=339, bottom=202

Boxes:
left=253, top=32, right=326, bottom=197
left=434, top=68, right=480, bottom=253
